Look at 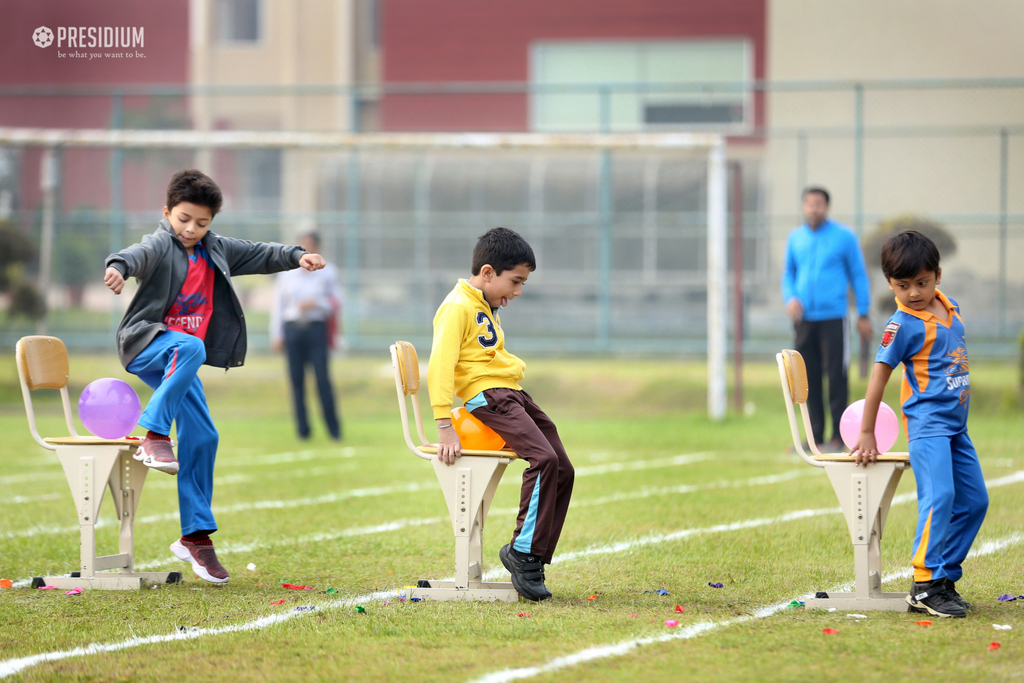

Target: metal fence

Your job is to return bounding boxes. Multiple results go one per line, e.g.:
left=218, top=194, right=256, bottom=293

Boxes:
left=0, top=79, right=1022, bottom=358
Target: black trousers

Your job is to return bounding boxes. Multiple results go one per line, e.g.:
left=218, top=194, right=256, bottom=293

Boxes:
left=283, top=320, right=341, bottom=440
left=793, top=318, right=848, bottom=446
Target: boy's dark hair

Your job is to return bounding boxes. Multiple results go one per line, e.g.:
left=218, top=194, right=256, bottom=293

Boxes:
left=472, top=227, right=536, bottom=275
left=299, top=232, right=322, bottom=248
left=881, top=230, right=941, bottom=280
left=166, top=169, right=223, bottom=217
left=802, top=186, right=830, bottom=204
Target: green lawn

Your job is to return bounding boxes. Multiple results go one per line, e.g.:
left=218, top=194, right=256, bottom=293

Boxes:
left=1, top=352, right=1022, bottom=682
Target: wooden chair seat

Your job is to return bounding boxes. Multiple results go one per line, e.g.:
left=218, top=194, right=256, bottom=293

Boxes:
left=812, top=453, right=910, bottom=463
left=415, top=445, right=520, bottom=459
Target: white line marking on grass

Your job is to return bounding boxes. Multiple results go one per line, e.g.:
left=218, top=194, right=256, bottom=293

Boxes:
left=470, top=532, right=1024, bottom=683
left=571, top=453, right=710, bottom=478
left=0, top=492, right=62, bottom=505
left=0, top=589, right=397, bottom=680
left=5, top=470, right=1022, bottom=679
left=0, top=472, right=63, bottom=486
left=132, top=517, right=446, bottom=571
left=569, top=469, right=815, bottom=508
left=3, top=481, right=438, bottom=539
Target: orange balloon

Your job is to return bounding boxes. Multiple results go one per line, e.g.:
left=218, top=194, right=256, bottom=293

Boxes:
left=451, top=407, right=505, bottom=450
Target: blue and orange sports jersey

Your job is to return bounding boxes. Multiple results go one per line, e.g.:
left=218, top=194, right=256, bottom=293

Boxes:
left=164, top=243, right=215, bottom=340
left=875, top=289, right=969, bottom=441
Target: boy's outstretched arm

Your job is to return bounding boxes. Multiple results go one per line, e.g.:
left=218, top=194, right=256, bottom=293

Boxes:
left=850, top=361, right=894, bottom=467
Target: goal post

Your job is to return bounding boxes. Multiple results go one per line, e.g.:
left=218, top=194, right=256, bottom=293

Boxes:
left=0, top=127, right=730, bottom=420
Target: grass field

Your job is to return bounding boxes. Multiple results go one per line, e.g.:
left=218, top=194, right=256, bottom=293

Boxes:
left=1, top=351, right=1023, bottom=682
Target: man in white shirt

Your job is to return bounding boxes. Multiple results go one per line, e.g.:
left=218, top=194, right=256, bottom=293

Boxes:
left=270, top=233, right=343, bottom=440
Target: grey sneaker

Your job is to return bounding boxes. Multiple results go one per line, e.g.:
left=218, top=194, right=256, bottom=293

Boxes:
left=500, top=544, right=551, bottom=602
left=906, top=580, right=966, bottom=618
left=133, top=437, right=179, bottom=475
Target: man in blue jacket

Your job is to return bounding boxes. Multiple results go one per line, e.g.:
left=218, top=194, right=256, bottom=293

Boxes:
left=782, top=187, right=872, bottom=451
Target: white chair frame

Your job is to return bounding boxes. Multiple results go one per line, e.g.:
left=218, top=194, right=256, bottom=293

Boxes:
left=391, top=340, right=521, bottom=602
left=778, top=349, right=910, bottom=611
left=16, top=336, right=181, bottom=590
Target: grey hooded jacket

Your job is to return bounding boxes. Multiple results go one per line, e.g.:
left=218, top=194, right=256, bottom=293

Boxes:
left=105, top=218, right=306, bottom=369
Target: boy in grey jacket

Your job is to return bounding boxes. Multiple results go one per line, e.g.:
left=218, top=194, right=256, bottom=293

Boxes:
left=104, top=169, right=325, bottom=583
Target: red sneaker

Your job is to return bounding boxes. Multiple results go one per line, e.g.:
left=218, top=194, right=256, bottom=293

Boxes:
left=170, top=539, right=230, bottom=584
left=133, top=437, right=179, bottom=475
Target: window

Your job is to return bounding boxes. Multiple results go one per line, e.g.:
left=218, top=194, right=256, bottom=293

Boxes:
left=216, top=0, right=260, bottom=44
left=531, top=40, right=751, bottom=133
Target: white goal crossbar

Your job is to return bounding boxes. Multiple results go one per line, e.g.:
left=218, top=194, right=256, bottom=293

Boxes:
left=0, top=127, right=729, bottom=419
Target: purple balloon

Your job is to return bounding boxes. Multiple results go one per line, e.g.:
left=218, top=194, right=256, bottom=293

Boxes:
left=78, top=378, right=142, bottom=439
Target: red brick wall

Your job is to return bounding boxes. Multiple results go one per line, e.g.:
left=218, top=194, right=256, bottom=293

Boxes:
left=381, top=0, right=766, bottom=131
left=0, top=0, right=189, bottom=211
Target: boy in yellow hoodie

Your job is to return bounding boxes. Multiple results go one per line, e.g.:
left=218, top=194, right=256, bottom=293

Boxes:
left=428, top=227, right=574, bottom=601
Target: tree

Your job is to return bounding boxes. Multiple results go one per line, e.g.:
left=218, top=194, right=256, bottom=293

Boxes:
left=862, top=215, right=958, bottom=315
left=0, top=221, right=45, bottom=321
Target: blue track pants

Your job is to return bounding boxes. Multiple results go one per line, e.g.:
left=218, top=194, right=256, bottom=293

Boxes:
left=128, top=331, right=219, bottom=536
left=909, top=431, right=988, bottom=584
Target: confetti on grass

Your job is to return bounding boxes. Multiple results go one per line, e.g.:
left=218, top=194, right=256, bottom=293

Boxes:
left=325, top=588, right=338, bottom=595
left=355, top=606, right=366, bottom=613
left=993, top=624, right=1013, bottom=630
left=847, top=614, right=867, bottom=619
left=997, top=594, right=1023, bottom=602
left=644, top=589, right=670, bottom=596
left=281, top=583, right=314, bottom=590
left=587, top=595, right=597, bottom=602
left=787, top=600, right=805, bottom=609
left=295, top=606, right=316, bottom=611
left=517, top=612, right=531, bottom=618
left=915, top=621, right=932, bottom=627
left=708, top=582, right=724, bottom=588
left=65, top=588, right=83, bottom=596
left=246, top=563, right=256, bottom=571
left=270, top=600, right=286, bottom=605
left=674, top=605, right=685, bottom=613
left=0, top=579, right=12, bottom=589
left=38, top=586, right=58, bottom=590
left=822, top=628, right=839, bottom=635
left=664, top=620, right=679, bottom=628
left=989, top=642, right=1002, bottom=651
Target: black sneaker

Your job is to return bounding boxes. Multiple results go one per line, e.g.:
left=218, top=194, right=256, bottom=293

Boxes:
left=906, top=580, right=966, bottom=618
left=499, top=544, right=551, bottom=602
left=944, top=579, right=974, bottom=612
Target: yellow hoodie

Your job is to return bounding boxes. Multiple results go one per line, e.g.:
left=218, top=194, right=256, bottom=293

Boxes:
left=428, top=279, right=526, bottom=419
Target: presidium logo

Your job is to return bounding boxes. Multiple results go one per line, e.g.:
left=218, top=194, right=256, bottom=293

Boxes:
left=32, top=26, right=54, bottom=48
left=32, top=24, right=145, bottom=59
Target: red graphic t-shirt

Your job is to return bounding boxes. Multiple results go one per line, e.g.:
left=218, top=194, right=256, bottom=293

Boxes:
left=164, top=243, right=215, bottom=340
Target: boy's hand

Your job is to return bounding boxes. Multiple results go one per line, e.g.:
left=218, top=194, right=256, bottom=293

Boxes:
left=436, top=421, right=461, bottom=465
left=299, top=253, right=326, bottom=271
left=850, top=432, right=879, bottom=467
left=104, top=267, right=125, bottom=294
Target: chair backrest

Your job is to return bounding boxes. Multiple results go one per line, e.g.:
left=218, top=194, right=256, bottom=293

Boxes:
left=17, top=335, right=70, bottom=390
left=394, top=340, right=420, bottom=396
left=780, top=348, right=809, bottom=405
left=391, top=341, right=431, bottom=459
left=16, top=335, right=78, bottom=450
left=777, top=349, right=823, bottom=468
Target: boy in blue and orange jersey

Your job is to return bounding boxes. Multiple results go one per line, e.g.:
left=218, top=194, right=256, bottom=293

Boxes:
left=104, top=169, right=325, bottom=584
left=428, top=227, right=574, bottom=602
left=851, top=230, right=987, bottom=619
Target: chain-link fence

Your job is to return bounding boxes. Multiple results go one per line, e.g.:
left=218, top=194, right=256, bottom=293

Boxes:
left=1, top=79, right=1021, bottom=357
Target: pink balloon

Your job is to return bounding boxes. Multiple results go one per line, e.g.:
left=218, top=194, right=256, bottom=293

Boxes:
left=78, top=378, right=142, bottom=439
left=839, top=399, right=900, bottom=453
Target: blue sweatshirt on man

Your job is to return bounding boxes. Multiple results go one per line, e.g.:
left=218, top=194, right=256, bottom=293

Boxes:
left=781, top=219, right=871, bottom=322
